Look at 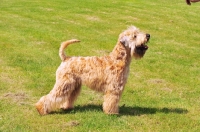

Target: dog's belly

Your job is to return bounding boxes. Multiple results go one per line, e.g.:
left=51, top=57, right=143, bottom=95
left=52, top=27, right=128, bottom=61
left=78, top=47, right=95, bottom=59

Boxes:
left=81, top=72, right=108, bottom=92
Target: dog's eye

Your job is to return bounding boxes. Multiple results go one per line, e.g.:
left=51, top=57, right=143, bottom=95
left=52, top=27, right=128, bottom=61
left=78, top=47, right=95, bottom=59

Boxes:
left=134, top=35, right=137, bottom=38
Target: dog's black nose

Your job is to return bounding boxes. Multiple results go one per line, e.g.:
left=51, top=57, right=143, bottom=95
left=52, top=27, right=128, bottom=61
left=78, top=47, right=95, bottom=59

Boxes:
left=146, top=34, right=150, bottom=40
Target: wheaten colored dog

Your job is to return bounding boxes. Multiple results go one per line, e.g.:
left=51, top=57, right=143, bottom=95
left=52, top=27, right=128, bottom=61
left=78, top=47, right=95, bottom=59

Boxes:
left=35, top=26, right=150, bottom=115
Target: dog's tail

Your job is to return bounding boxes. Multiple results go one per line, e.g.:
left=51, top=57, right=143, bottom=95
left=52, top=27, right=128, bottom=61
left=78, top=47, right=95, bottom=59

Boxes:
left=59, top=39, right=80, bottom=61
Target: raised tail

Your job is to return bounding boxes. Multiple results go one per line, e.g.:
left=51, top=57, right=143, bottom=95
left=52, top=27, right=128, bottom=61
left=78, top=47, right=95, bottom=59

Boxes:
left=59, top=39, right=80, bottom=61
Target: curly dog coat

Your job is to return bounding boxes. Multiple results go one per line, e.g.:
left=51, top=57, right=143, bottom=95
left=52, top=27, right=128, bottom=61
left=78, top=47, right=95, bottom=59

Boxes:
left=36, top=26, right=150, bottom=115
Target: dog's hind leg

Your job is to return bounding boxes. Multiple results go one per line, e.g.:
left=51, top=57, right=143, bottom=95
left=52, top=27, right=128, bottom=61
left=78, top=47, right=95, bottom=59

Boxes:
left=35, top=76, right=79, bottom=115
left=61, top=78, right=82, bottom=110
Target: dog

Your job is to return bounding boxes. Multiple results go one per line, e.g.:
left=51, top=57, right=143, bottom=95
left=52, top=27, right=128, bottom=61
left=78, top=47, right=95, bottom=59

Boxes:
left=186, top=0, right=200, bottom=5
left=35, top=26, right=150, bottom=115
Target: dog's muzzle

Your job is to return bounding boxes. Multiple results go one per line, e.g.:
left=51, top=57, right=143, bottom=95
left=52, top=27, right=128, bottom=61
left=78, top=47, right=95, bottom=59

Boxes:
left=136, top=34, right=150, bottom=50
left=135, top=34, right=150, bottom=56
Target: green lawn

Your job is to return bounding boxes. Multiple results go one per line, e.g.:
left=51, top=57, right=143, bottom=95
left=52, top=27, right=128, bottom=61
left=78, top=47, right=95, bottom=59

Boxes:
left=0, top=0, right=200, bottom=131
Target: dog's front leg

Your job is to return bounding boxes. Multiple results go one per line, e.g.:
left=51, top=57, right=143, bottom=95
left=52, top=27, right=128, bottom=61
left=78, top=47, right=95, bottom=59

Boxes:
left=103, top=90, right=122, bottom=114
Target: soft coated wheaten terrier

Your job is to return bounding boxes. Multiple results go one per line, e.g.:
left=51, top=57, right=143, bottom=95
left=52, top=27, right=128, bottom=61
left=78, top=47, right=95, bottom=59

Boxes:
left=36, top=26, right=150, bottom=115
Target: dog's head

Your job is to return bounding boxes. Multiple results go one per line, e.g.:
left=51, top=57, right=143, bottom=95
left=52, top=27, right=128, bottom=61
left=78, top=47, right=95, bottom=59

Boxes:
left=119, top=26, right=150, bottom=59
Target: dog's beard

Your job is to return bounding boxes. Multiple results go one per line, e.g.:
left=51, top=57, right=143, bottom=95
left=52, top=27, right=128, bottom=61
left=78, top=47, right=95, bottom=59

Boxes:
left=129, top=42, right=148, bottom=58
left=130, top=43, right=135, bottom=57
left=135, top=44, right=148, bottom=56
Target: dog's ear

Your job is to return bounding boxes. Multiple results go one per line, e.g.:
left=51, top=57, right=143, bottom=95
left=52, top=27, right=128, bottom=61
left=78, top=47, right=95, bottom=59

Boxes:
left=120, top=35, right=135, bottom=57
left=120, top=36, right=129, bottom=47
left=120, top=37, right=126, bottom=45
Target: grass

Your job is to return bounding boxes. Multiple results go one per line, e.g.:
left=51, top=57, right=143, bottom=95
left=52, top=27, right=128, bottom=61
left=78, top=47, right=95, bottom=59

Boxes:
left=0, top=0, right=200, bottom=131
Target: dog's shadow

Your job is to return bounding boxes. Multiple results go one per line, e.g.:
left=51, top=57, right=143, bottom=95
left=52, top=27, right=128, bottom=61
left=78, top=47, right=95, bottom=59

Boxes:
left=57, top=104, right=188, bottom=116
left=119, top=105, right=188, bottom=116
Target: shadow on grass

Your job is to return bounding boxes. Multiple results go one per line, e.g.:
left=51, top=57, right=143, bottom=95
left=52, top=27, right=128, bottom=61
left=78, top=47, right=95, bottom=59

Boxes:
left=56, top=104, right=188, bottom=116
left=119, top=105, right=188, bottom=116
